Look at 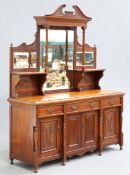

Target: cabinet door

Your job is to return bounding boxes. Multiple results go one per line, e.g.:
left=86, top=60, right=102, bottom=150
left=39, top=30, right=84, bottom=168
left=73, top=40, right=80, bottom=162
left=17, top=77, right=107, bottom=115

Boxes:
left=82, top=111, right=98, bottom=148
left=103, top=108, right=120, bottom=144
left=66, top=114, right=82, bottom=151
left=40, top=116, right=62, bottom=157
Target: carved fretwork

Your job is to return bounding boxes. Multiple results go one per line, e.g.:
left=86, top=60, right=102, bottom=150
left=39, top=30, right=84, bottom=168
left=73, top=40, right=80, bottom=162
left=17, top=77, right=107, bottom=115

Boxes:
left=34, top=5, right=91, bottom=28
left=11, top=35, right=37, bottom=52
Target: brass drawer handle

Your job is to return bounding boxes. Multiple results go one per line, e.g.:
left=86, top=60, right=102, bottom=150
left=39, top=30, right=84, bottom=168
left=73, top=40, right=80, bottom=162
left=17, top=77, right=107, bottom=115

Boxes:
left=71, top=105, right=78, bottom=111
left=90, top=102, right=97, bottom=108
left=47, top=108, right=54, bottom=113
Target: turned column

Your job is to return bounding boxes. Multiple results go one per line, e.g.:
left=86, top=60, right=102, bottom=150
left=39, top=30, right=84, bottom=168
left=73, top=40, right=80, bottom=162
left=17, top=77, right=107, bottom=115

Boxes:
left=65, top=30, right=68, bottom=70
left=45, top=26, right=49, bottom=73
left=81, top=27, right=86, bottom=71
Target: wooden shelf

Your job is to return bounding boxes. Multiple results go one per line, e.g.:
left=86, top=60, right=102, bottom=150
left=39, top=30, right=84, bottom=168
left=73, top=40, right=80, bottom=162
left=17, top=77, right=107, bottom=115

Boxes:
left=11, top=71, right=47, bottom=75
left=72, top=69, right=105, bottom=72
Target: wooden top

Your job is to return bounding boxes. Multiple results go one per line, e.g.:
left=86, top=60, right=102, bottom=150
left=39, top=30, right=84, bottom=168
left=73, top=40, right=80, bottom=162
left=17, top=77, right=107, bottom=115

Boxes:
left=11, top=71, right=46, bottom=75
left=8, top=90, right=124, bottom=105
left=71, top=69, right=105, bottom=72
left=34, top=4, right=91, bottom=27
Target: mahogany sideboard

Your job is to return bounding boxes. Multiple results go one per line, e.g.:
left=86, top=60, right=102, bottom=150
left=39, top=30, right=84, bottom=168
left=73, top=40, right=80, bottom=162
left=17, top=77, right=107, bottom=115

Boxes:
left=8, top=5, right=124, bottom=173
left=8, top=90, right=124, bottom=173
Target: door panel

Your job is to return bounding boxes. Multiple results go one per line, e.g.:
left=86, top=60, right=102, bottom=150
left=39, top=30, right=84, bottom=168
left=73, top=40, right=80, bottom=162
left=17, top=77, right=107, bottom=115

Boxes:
left=67, top=114, right=82, bottom=151
left=40, top=116, right=62, bottom=157
left=83, top=111, right=98, bottom=148
left=103, top=108, right=120, bottom=143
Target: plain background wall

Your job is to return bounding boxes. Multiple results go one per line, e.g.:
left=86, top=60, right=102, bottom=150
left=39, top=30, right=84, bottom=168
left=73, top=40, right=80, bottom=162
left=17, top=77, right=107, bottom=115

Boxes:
left=0, top=0, right=130, bottom=174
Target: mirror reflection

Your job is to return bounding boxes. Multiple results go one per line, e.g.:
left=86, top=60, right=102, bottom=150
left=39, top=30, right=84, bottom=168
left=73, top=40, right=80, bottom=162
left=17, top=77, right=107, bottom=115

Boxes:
left=40, top=29, right=74, bottom=91
left=40, top=29, right=46, bottom=70
left=13, top=52, right=29, bottom=69
left=76, top=52, right=94, bottom=66
left=13, top=52, right=37, bottom=69
left=30, top=52, right=37, bottom=68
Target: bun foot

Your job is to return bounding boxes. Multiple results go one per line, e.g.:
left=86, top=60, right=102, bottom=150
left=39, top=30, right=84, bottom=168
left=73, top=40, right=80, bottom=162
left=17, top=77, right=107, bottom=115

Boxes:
left=34, top=168, right=38, bottom=173
left=99, top=152, right=102, bottom=156
left=120, top=146, right=123, bottom=150
left=62, top=161, right=66, bottom=166
left=10, top=159, right=14, bottom=165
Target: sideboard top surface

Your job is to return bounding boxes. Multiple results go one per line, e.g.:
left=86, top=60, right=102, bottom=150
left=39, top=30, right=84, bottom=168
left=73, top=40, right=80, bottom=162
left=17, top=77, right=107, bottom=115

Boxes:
left=8, top=90, right=124, bottom=105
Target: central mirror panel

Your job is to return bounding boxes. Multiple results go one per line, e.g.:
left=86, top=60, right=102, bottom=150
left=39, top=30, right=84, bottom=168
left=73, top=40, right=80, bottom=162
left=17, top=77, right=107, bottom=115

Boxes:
left=40, top=29, right=74, bottom=92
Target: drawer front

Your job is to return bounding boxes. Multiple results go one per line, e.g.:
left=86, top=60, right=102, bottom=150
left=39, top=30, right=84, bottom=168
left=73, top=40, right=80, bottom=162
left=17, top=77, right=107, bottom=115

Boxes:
left=102, top=97, right=121, bottom=107
left=66, top=100, right=99, bottom=113
left=37, top=105, right=63, bottom=116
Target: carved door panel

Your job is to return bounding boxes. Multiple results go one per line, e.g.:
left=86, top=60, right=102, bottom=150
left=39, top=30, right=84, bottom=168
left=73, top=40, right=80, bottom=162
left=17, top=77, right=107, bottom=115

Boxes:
left=40, top=116, right=62, bottom=157
left=103, top=108, right=120, bottom=143
left=82, top=111, right=98, bottom=148
left=66, top=114, right=82, bottom=151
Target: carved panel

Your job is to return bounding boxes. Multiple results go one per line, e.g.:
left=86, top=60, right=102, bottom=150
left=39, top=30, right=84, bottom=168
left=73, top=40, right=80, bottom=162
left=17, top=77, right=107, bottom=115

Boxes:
left=78, top=73, right=94, bottom=91
left=40, top=116, right=62, bottom=157
left=13, top=74, right=45, bottom=97
left=83, top=111, right=98, bottom=148
left=67, top=114, right=82, bottom=151
left=103, top=108, right=120, bottom=141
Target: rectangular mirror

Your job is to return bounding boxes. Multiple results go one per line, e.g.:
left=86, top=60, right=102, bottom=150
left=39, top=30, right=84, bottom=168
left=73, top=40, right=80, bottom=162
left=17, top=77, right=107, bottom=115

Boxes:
left=76, top=51, right=94, bottom=66
left=13, top=52, right=29, bottom=69
left=13, top=52, right=37, bottom=69
left=30, top=52, right=37, bottom=68
left=40, top=29, right=74, bottom=92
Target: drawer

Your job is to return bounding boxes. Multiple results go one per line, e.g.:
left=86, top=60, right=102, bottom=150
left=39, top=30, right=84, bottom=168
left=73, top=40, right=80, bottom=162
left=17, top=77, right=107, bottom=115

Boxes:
left=102, top=97, right=121, bottom=107
left=37, top=105, right=63, bottom=116
left=66, top=100, right=99, bottom=113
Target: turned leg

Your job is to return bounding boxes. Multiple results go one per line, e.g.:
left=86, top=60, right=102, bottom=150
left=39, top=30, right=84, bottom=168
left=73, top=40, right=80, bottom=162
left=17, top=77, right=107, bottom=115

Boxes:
left=10, top=158, right=14, bottom=164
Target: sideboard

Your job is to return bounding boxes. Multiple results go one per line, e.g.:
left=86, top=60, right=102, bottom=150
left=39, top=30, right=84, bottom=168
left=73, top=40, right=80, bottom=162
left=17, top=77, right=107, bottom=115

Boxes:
left=8, top=90, right=124, bottom=173
left=8, top=4, right=124, bottom=173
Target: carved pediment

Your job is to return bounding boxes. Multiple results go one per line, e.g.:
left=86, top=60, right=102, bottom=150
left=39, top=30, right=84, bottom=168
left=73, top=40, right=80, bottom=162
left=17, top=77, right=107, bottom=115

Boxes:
left=46, top=4, right=92, bottom=20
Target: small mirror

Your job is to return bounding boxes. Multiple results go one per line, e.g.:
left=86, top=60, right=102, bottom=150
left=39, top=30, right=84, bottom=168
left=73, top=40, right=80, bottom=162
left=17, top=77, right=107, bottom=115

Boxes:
left=13, top=52, right=37, bottom=69
left=76, top=51, right=94, bottom=67
left=30, top=52, right=37, bottom=68
left=13, top=52, right=29, bottom=69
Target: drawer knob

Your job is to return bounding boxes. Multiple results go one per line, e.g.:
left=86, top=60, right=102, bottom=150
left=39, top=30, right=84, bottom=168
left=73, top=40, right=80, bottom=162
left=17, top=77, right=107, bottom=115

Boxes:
left=71, top=105, right=78, bottom=111
left=90, top=102, right=97, bottom=108
left=47, top=108, right=54, bottom=113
